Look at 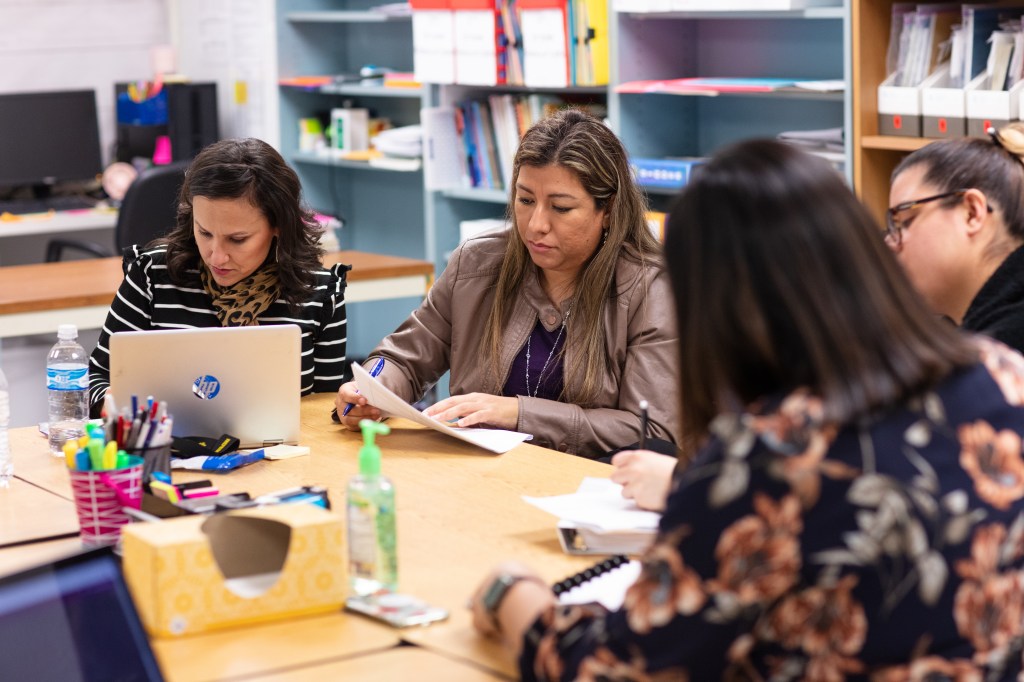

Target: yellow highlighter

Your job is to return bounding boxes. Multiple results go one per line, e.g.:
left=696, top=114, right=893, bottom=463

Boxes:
left=102, top=441, right=118, bottom=470
left=63, top=441, right=78, bottom=469
left=150, top=480, right=180, bottom=504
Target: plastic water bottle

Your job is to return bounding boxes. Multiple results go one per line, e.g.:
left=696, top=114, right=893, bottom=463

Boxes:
left=47, top=324, right=89, bottom=457
left=0, top=365, right=11, bottom=487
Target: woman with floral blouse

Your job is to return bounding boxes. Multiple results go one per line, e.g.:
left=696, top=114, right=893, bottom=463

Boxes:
left=469, top=139, right=1024, bottom=680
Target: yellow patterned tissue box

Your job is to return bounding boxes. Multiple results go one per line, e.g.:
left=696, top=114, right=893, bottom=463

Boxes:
left=122, top=504, right=346, bottom=637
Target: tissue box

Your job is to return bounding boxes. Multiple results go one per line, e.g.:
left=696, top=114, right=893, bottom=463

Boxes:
left=122, top=504, right=346, bottom=637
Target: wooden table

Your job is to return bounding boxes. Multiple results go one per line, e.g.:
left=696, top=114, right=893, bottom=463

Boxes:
left=0, top=476, right=79, bottom=545
left=0, top=250, right=434, bottom=338
left=6, top=393, right=614, bottom=680
left=244, top=647, right=507, bottom=681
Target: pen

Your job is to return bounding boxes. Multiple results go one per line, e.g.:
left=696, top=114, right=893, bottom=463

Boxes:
left=342, top=357, right=385, bottom=417
left=638, top=399, right=649, bottom=450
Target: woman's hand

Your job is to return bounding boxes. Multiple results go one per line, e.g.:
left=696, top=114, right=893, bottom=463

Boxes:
left=335, top=381, right=382, bottom=431
left=610, top=450, right=678, bottom=512
left=471, top=561, right=555, bottom=656
left=424, top=393, right=519, bottom=430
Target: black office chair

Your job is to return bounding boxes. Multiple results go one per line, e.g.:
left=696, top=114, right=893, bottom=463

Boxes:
left=45, top=160, right=189, bottom=262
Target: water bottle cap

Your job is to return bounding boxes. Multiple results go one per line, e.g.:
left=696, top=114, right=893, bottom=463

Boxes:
left=57, top=324, right=78, bottom=340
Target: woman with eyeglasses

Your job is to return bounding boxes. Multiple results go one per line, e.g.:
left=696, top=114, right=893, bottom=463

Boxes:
left=887, top=124, right=1024, bottom=352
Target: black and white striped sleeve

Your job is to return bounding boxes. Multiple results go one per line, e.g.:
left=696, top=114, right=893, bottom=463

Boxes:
left=88, top=250, right=155, bottom=415
left=311, top=263, right=348, bottom=394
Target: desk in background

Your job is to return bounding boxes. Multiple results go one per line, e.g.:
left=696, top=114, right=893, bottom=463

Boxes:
left=0, top=250, right=434, bottom=339
left=5, top=393, right=613, bottom=681
left=0, top=207, right=117, bottom=240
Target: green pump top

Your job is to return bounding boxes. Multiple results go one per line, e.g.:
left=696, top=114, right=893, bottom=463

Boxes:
left=358, top=419, right=391, bottom=476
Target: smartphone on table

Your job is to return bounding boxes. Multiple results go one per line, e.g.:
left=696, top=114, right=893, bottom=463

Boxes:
left=345, top=593, right=449, bottom=628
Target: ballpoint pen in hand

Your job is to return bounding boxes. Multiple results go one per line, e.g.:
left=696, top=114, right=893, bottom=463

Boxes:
left=341, top=357, right=386, bottom=417
left=638, top=399, right=649, bottom=450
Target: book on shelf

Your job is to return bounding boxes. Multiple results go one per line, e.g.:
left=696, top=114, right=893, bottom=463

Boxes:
left=617, top=77, right=800, bottom=95
left=422, top=106, right=470, bottom=190
left=452, top=0, right=508, bottom=85
left=896, top=4, right=959, bottom=87
left=518, top=0, right=607, bottom=87
left=424, top=94, right=605, bottom=191
left=988, top=29, right=1017, bottom=91
left=961, top=5, right=1024, bottom=89
left=630, top=157, right=705, bottom=190
left=411, top=0, right=457, bottom=84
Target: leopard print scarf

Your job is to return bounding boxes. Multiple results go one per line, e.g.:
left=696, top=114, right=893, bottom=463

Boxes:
left=200, top=263, right=281, bottom=327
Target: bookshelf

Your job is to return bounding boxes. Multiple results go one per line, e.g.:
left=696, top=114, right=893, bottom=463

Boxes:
left=275, top=0, right=430, bottom=356
left=610, top=6, right=850, bottom=212
left=273, top=0, right=854, bottom=351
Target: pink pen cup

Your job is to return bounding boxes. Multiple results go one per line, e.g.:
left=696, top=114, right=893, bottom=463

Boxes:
left=69, top=456, right=144, bottom=547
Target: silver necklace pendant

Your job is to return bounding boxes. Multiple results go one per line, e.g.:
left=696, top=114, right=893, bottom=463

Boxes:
left=525, top=307, right=570, bottom=398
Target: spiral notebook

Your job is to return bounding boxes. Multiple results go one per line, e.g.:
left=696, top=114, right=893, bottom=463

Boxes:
left=554, top=555, right=641, bottom=610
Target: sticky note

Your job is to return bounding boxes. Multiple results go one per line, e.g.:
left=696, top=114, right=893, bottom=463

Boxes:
left=262, top=444, right=311, bottom=460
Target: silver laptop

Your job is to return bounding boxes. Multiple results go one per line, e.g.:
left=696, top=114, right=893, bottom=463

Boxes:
left=109, top=326, right=301, bottom=448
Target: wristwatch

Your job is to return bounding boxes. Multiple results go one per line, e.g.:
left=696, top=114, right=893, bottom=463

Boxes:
left=482, top=573, right=531, bottom=632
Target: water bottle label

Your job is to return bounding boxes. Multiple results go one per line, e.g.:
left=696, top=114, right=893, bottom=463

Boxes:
left=47, top=367, right=88, bottom=390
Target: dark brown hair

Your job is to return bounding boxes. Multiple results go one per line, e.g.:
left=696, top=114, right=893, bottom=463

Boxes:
left=893, top=124, right=1024, bottom=243
left=157, top=138, right=324, bottom=307
left=667, top=140, right=975, bottom=448
left=482, top=108, right=660, bottom=405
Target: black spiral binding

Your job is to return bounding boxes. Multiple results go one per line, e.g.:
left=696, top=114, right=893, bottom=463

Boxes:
left=551, top=554, right=630, bottom=597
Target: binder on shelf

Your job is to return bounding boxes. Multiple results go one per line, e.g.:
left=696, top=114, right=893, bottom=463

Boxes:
left=960, top=5, right=1024, bottom=90
left=411, top=0, right=456, bottom=84
left=920, top=64, right=966, bottom=139
left=582, top=0, right=609, bottom=85
left=877, top=71, right=923, bottom=138
left=451, top=0, right=506, bottom=85
left=519, top=0, right=571, bottom=88
left=422, top=106, right=469, bottom=190
left=967, top=72, right=1024, bottom=138
left=630, top=157, right=704, bottom=191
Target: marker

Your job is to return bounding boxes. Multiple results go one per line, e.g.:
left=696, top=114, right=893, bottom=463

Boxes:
left=638, top=399, right=649, bottom=450
left=342, top=357, right=385, bottom=417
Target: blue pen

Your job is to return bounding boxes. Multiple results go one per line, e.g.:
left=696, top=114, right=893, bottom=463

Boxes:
left=342, top=357, right=385, bottom=417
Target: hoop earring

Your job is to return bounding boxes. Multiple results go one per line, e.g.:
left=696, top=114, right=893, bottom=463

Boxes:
left=274, top=237, right=281, bottom=263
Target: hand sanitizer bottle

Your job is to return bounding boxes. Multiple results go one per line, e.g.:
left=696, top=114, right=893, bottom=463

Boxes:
left=347, top=419, right=397, bottom=596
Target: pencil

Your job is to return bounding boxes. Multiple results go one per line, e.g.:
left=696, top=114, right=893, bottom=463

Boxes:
left=638, top=399, right=649, bottom=450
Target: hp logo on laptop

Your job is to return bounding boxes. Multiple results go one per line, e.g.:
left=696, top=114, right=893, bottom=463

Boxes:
left=192, top=375, right=221, bottom=400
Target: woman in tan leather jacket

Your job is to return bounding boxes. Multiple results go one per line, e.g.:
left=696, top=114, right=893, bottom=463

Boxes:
left=336, top=109, right=679, bottom=458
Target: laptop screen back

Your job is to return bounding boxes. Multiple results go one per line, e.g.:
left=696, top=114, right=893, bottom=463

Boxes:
left=0, top=545, right=164, bottom=680
left=109, top=326, right=301, bottom=448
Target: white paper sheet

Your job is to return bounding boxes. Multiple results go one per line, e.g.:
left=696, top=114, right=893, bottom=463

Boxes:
left=523, top=477, right=662, bottom=532
left=352, top=362, right=533, bottom=454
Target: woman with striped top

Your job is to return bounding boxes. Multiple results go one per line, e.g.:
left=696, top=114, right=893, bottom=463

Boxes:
left=88, top=138, right=348, bottom=416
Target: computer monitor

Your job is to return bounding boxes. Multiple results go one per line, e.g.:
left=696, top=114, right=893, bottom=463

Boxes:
left=0, top=545, right=165, bottom=680
left=0, top=90, right=104, bottom=193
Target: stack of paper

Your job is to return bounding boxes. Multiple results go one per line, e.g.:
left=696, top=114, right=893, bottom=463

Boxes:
left=523, top=477, right=660, bottom=555
left=352, top=363, right=532, bottom=454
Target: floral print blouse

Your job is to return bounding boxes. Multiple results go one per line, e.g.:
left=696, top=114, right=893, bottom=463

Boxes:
left=521, top=338, right=1024, bottom=681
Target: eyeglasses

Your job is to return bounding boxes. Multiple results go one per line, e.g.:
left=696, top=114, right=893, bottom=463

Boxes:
left=885, top=189, right=969, bottom=246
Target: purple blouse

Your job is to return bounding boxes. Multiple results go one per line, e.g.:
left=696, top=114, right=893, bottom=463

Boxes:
left=503, top=319, right=566, bottom=401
